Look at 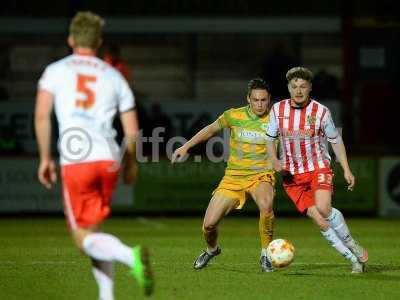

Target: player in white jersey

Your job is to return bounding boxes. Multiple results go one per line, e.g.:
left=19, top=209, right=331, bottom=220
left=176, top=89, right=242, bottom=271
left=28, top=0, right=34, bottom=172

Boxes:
left=266, top=67, right=368, bottom=273
left=35, top=12, right=153, bottom=298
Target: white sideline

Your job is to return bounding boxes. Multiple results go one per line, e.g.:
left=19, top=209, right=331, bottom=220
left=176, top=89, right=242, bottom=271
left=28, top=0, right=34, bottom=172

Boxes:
left=0, top=261, right=382, bottom=267
left=136, top=217, right=167, bottom=229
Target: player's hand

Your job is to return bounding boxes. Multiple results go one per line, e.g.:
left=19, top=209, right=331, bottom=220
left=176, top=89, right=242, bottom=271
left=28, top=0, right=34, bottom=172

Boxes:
left=344, top=169, right=355, bottom=191
left=123, top=160, right=139, bottom=185
left=272, top=159, right=283, bottom=172
left=38, top=159, right=57, bottom=189
left=171, top=145, right=188, bottom=163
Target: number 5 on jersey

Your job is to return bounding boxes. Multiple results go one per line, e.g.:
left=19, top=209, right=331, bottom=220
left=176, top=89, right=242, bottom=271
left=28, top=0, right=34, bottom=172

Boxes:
left=76, top=74, right=97, bottom=109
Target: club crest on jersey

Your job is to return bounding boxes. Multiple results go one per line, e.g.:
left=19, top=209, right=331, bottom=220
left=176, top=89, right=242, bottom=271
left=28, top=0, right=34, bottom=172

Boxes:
left=307, top=115, right=317, bottom=125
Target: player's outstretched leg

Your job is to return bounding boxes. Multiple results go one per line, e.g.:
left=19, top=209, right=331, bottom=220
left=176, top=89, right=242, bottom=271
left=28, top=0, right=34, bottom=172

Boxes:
left=326, top=208, right=368, bottom=263
left=81, top=232, right=154, bottom=295
left=131, top=246, right=154, bottom=296
left=194, top=193, right=235, bottom=270
left=307, top=206, right=365, bottom=273
left=321, top=228, right=365, bottom=273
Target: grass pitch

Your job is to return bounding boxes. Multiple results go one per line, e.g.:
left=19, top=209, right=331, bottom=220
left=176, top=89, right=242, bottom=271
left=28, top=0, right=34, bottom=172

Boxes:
left=1, top=216, right=399, bottom=299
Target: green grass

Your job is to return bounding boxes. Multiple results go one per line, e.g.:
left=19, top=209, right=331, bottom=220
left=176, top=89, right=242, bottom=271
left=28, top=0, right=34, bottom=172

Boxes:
left=1, top=217, right=400, bottom=299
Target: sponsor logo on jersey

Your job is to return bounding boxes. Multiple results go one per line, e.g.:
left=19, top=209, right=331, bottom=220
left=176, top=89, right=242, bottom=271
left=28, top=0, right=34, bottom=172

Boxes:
left=237, top=129, right=266, bottom=142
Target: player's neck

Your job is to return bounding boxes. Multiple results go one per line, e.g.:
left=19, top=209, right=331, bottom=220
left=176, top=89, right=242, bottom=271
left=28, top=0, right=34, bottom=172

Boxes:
left=290, top=98, right=310, bottom=109
left=73, top=48, right=97, bottom=56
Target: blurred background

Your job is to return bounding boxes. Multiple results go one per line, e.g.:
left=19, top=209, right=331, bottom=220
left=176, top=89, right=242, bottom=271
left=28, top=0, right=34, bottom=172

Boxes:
left=0, top=0, right=399, bottom=217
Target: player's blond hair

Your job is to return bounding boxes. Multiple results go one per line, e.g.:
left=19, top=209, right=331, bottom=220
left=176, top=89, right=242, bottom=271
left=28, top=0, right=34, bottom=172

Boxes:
left=286, top=67, right=313, bottom=82
left=69, top=11, right=105, bottom=49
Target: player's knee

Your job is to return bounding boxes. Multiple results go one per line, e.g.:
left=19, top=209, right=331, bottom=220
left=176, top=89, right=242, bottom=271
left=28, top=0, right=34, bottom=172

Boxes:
left=202, top=222, right=217, bottom=233
left=73, top=228, right=94, bottom=251
left=260, top=203, right=273, bottom=214
left=316, top=205, right=331, bottom=219
left=258, top=199, right=273, bottom=214
left=73, top=233, right=85, bottom=250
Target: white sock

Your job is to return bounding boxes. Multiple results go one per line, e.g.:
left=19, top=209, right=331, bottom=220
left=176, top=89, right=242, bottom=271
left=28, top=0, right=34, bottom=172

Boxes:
left=261, top=248, right=268, bottom=257
left=83, top=233, right=134, bottom=267
left=207, top=246, right=218, bottom=254
left=321, top=228, right=358, bottom=263
left=92, top=262, right=114, bottom=300
left=326, top=208, right=356, bottom=249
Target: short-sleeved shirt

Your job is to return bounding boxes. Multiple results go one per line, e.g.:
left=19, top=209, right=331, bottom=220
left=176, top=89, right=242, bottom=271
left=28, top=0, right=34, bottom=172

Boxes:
left=218, top=106, right=273, bottom=176
left=266, top=99, right=340, bottom=175
left=38, top=53, right=135, bottom=165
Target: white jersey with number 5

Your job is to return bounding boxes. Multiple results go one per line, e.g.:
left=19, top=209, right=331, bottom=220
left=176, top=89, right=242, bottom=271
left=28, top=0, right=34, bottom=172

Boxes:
left=38, top=53, right=135, bottom=165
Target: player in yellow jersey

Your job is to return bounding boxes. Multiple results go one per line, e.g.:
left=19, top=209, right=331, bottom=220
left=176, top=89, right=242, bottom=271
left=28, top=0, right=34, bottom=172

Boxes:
left=172, top=78, right=275, bottom=272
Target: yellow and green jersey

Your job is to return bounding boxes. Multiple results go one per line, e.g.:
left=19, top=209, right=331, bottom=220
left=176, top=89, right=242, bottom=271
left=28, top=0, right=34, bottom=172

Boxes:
left=217, top=105, right=273, bottom=176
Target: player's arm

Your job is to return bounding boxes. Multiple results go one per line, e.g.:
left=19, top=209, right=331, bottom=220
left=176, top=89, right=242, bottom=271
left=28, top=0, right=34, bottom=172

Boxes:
left=34, top=89, right=57, bottom=189
left=265, top=108, right=282, bottom=171
left=323, top=110, right=355, bottom=191
left=330, top=142, right=355, bottom=191
left=266, top=140, right=282, bottom=172
left=171, top=120, right=221, bottom=163
left=120, top=108, right=140, bottom=184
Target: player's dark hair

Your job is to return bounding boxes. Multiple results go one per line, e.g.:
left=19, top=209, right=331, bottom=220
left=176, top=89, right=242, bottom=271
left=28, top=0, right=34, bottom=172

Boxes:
left=247, top=78, right=271, bottom=96
left=286, top=67, right=313, bottom=82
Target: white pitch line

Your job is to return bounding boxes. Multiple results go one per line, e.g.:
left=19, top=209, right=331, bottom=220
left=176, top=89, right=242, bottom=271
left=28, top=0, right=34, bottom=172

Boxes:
left=0, top=261, right=79, bottom=265
left=136, top=217, right=167, bottom=229
left=151, top=262, right=351, bottom=266
left=0, top=261, right=389, bottom=268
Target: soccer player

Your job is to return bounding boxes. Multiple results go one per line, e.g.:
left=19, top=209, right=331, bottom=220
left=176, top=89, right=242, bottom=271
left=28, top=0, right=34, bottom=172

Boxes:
left=34, top=12, right=153, bottom=299
left=266, top=67, right=368, bottom=273
left=172, top=78, right=276, bottom=272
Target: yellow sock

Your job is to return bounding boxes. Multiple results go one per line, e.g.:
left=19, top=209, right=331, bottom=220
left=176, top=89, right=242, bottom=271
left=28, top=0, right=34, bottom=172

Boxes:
left=259, top=211, right=274, bottom=249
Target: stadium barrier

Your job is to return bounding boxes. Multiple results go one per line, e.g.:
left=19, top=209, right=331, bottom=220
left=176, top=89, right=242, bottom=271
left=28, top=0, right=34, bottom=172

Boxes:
left=379, top=157, right=400, bottom=217
left=0, top=157, right=377, bottom=214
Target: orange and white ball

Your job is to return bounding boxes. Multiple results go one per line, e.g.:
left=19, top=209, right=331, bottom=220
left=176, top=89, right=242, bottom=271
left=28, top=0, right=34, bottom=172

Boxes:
left=267, top=239, right=295, bottom=268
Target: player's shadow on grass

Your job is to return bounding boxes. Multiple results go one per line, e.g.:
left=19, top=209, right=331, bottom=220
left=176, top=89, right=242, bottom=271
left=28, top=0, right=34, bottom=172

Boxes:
left=282, top=263, right=342, bottom=276
left=367, top=264, right=400, bottom=273
left=284, top=264, right=400, bottom=282
left=293, top=263, right=343, bottom=271
left=211, top=264, right=259, bottom=275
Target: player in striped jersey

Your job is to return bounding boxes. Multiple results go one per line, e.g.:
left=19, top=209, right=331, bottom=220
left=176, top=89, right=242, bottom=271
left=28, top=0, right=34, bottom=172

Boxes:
left=172, top=79, right=276, bottom=272
left=266, top=67, right=368, bottom=273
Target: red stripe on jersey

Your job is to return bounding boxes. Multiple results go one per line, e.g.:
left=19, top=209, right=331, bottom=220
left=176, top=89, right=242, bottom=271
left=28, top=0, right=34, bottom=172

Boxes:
left=288, top=105, right=299, bottom=174
left=319, top=108, right=330, bottom=168
left=310, top=102, right=319, bottom=170
left=278, top=101, right=290, bottom=171
left=299, top=107, right=309, bottom=172
left=319, top=108, right=327, bottom=136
